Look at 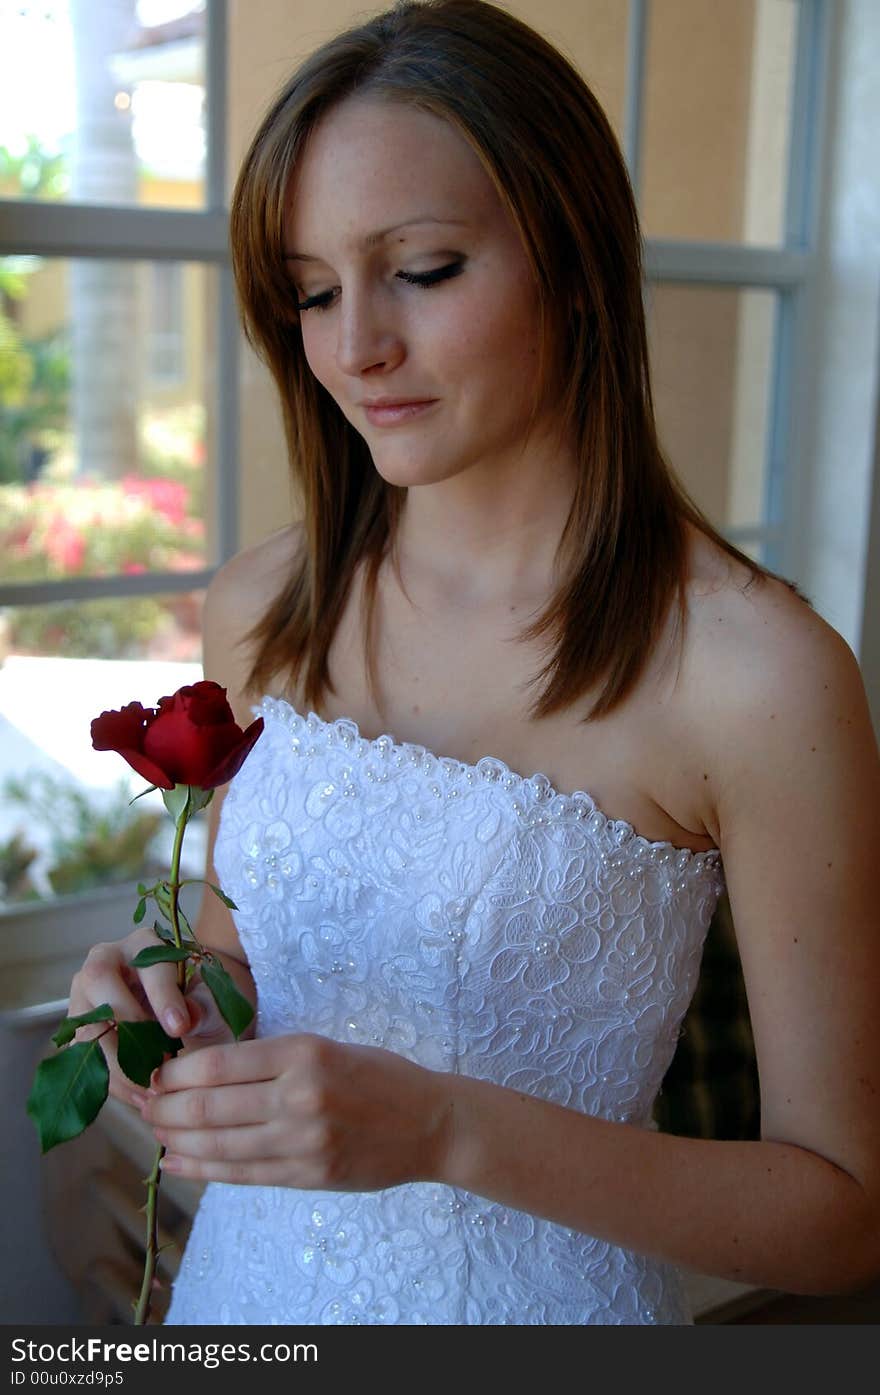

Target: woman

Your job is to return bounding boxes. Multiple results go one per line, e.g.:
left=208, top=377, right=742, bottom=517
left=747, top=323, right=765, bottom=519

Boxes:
left=69, top=0, right=880, bottom=1325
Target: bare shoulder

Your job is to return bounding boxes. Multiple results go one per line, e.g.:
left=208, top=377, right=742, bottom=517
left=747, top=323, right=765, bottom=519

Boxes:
left=679, top=529, right=876, bottom=842
left=687, top=538, right=860, bottom=717
left=202, top=521, right=305, bottom=726
left=205, top=521, right=304, bottom=630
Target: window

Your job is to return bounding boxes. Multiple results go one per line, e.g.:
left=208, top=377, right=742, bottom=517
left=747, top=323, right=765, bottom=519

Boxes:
left=148, top=262, right=187, bottom=385
left=0, top=0, right=235, bottom=935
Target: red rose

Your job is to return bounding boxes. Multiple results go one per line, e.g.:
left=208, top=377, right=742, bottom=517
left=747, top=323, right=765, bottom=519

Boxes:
left=91, top=680, right=264, bottom=791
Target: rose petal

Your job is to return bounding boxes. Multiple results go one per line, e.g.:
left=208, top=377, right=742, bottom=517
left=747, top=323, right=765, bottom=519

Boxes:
left=200, top=717, right=265, bottom=789
left=90, top=702, right=175, bottom=788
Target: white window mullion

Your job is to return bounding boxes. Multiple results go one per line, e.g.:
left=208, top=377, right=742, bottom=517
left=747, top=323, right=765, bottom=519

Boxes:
left=623, top=0, right=648, bottom=198
left=0, top=571, right=217, bottom=609
left=205, top=0, right=228, bottom=212
left=645, top=241, right=808, bottom=287
left=786, top=0, right=833, bottom=250
left=0, top=201, right=227, bottom=262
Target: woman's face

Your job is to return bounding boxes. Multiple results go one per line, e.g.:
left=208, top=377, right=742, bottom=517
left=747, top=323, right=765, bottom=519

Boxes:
left=283, top=96, right=562, bottom=490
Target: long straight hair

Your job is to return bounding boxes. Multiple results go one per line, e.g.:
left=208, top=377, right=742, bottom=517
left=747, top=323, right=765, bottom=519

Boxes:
left=230, top=0, right=809, bottom=723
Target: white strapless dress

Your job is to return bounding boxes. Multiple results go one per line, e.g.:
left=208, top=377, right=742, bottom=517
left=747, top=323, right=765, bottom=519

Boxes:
left=164, top=695, right=725, bottom=1325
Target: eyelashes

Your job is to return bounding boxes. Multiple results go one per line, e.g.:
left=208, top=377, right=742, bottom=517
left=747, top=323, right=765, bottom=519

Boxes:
left=295, top=259, right=465, bottom=314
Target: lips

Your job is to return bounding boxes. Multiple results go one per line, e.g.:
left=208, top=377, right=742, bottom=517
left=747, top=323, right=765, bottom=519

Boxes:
left=361, top=398, right=436, bottom=408
left=363, top=399, right=439, bottom=426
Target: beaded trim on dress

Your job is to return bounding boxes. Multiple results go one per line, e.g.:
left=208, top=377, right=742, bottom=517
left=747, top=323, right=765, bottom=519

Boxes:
left=254, top=693, right=724, bottom=884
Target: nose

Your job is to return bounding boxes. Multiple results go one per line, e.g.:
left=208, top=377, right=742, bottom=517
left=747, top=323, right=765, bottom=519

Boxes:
left=335, top=282, right=404, bottom=377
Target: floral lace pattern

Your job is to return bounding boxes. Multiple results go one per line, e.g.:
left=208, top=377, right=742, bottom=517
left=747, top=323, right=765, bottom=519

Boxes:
left=165, top=696, right=725, bottom=1325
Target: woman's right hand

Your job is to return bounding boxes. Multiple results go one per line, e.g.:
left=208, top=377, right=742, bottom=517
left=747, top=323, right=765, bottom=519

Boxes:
left=66, top=925, right=232, bottom=1105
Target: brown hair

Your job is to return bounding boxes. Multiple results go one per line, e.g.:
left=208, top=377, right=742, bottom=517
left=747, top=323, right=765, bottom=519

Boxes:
left=231, top=0, right=810, bottom=723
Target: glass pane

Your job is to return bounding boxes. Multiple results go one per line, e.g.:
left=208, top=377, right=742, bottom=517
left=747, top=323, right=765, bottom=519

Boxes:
left=0, top=255, right=215, bottom=583
left=0, top=0, right=206, bottom=209
left=640, top=0, right=798, bottom=245
left=646, top=283, right=777, bottom=530
left=0, top=593, right=205, bottom=908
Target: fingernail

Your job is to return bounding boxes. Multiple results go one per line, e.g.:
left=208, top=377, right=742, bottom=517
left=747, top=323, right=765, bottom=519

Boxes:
left=164, top=1009, right=185, bottom=1034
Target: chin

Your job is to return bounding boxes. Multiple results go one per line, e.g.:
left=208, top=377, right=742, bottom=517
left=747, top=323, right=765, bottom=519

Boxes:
left=369, top=453, right=466, bottom=488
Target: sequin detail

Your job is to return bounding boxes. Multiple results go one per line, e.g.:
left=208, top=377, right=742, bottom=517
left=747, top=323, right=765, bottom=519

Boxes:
left=165, top=694, right=724, bottom=1327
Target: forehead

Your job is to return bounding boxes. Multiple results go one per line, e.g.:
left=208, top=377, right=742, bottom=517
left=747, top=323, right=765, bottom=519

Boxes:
left=284, top=97, right=505, bottom=254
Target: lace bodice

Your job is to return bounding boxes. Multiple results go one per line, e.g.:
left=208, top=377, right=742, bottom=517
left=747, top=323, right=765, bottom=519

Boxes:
left=165, top=695, right=725, bottom=1325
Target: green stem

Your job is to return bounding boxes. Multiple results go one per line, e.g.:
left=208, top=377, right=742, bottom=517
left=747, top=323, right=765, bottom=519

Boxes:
left=167, top=790, right=191, bottom=993
left=134, top=786, right=191, bottom=1326
left=133, top=1141, right=165, bottom=1326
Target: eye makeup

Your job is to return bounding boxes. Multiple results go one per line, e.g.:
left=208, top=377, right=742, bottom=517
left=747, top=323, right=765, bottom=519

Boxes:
left=295, top=258, right=465, bottom=313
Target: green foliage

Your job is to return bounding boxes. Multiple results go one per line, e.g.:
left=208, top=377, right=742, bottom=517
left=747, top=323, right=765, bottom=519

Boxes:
left=130, top=945, right=190, bottom=968
left=0, top=138, right=68, bottom=201
left=200, top=955, right=255, bottom=1042
left=52, top=1004, right=115, bottom=1049
left=208, top=882, right=238, bottom=910
left=28, top=1009, right=180, bottom=1152
left=0, top=830, right=40, bottom=902
left=5, top=597, right=173, bottom=660
left=2, top=771, right=165, bottom=898
left=0, top=310, right=33, bottom=413
left=116, top=1019, right=181, bottom=1088
left=27, top=1039, right=109, bottom=1153
left=0, top=326, right=70, bottom=484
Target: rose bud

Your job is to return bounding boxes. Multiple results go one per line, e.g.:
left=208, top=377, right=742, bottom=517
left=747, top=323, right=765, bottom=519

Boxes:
left=91, top=680, right=264, bottom=792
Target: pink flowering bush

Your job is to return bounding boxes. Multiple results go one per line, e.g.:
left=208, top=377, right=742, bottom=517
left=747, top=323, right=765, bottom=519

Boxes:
left=0, top=475, right=206, bottom=657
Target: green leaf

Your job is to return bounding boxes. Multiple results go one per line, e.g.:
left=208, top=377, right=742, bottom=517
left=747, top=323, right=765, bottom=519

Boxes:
left=133, top=897, right=147, bottom=924
left=27, top=1041, right=110, bottom=1152
left=161, top=785, right=191, bottom=824
left=154, top=883, right=172, bottom=923
left=51, top=1003, right=114, bottom=1048
left=153, top=919, right=176, bottom=945
left=116, top=1020, right=181, bottom=1087
left=200, top=958, right=254, bottom=1042
left=130, top=945, right=191, bottom=968
left=129, top=785, right=159, bottom=806
left=208, top=882, right=238, bottom=910
left=137, top=882, right=147, bottom=896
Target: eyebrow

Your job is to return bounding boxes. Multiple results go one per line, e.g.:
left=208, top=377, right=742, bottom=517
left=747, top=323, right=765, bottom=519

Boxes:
left=284, top=217, right=471, bottom=262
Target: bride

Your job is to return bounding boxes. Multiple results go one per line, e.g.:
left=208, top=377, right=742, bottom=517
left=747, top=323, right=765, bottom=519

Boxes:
left=68, top=0, right=880, bottom=1324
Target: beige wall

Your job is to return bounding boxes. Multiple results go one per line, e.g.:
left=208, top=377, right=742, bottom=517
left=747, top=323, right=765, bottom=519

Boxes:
left=228, top=0, right=787, bottom=552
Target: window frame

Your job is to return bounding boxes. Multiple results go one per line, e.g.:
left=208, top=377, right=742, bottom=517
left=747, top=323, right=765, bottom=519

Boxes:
left=630, top=0, right=833, bottom=579
left=0, top=0, right=238, bottom=616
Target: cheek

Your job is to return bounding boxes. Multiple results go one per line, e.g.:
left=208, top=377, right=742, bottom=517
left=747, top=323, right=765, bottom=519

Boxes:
left=299, top=322, right=330, bottom=384
left=452, top=296, right=542, bottom=394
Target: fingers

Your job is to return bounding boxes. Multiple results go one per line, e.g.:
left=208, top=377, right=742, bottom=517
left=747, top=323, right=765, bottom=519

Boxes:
left=143, top=1079, right=276, bottom=1132
left=66, top=928, right=192, bottom=1101
left=178, top=976, right=232, bottom=1046
left=69, top=949, right=148, bottom=1031
left=155, top=1123, right=282, bottom=1167
left=155, top=1036, right=289, bottom=1093
left=158, top=1153, right=292, bottom=1185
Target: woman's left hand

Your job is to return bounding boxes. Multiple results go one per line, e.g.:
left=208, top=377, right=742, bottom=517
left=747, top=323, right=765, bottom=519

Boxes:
left=138, top=1033, right=453, bottom=1190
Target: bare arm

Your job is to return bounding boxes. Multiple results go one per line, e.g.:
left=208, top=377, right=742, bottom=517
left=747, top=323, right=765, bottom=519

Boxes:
left=431, top=594, right=880, bottom=1296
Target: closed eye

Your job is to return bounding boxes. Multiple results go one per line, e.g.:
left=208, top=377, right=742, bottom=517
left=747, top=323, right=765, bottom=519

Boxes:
left=295, top=259, right=465, bottom=314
